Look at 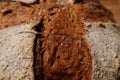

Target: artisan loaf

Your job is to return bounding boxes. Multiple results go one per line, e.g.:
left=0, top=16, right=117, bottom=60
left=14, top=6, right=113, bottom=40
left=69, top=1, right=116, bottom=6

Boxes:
left=0, top=0, right=120, bottom=80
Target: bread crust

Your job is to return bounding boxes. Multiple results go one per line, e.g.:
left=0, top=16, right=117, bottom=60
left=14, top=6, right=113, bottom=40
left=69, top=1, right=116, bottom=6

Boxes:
left=0, top=0, right=119, bottom=80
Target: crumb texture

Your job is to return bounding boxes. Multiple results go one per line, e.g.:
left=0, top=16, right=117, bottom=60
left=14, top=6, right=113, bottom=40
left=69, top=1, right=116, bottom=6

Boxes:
left=85, top=22, right=120, bottom=80
left=0, top=24, right=36, bottom=80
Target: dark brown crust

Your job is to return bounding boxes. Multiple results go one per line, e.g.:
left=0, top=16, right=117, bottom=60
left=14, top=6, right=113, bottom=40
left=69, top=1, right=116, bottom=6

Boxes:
left=42, top=7, right=92, bottom=80
left=0, top=1, right=114, bottom=80
left=0, top=1, right=114, bottom=29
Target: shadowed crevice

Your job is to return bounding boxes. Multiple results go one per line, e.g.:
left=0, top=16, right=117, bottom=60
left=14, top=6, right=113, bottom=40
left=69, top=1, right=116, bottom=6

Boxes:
left=33, top=19, right=45, bottom=80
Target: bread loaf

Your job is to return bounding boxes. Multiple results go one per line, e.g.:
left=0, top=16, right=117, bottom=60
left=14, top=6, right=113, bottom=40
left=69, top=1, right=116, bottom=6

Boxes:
left=0, top=0, right=120, bottom=80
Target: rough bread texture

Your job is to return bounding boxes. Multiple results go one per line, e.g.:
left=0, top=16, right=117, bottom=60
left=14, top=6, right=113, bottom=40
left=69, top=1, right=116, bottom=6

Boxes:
left=0, top=0, right=120, bottom=80
left=34, top=1, right=113, bottom=80
left=0, top=23, right=36, bottom=80
left=84, top=22, right=120, bottom=80
left=0, top=0, right=114, bottom=29
left=41, top=8, right=92, bottom=80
